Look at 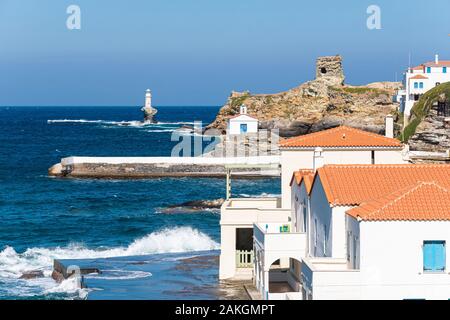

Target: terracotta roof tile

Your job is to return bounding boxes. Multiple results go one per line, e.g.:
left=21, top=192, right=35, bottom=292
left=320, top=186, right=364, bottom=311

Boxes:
left=315, top=164, right=450, bottom=206
left=280, top=126, right=402, bottom=149
left=290, top=169, right=314, bottom=189
left=423, top=61, right=450, bottom=67
left=410, top=74, right=428, bottom=80
left=347, top=182, right=450, bottom=221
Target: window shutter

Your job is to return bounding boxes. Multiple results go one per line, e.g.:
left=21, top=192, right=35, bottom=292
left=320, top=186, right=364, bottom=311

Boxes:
left=435, top=242, right=446, bottom=271
left=423, top=243, right=434, bottom=271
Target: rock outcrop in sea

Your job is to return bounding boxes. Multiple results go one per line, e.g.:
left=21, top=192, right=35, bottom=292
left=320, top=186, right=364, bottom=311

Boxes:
left=207, top=55, right=402, bottom=137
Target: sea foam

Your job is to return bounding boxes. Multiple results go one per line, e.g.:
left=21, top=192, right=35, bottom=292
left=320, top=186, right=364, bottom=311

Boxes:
left=0, top=227, right=218, bottom=299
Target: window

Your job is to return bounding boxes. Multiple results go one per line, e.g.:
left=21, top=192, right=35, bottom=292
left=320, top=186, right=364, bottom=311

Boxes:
left=443, top=67, right=447, bottom=73
left=423, top=241, right=446, bottom=272
left=323, top=225, right=328, bottom=255
left=414, top=82, right=418, bottom=89
left=371, top=150, right=375, bottom=164
left=427, top=67, right=431, bottom=73
left=419, top=82, right=424, bottom=89
left=240, top=123, right=248, bottom=134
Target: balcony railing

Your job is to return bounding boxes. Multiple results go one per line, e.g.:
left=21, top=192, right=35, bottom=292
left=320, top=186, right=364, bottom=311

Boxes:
left=236, top=250, right=254, bottom=268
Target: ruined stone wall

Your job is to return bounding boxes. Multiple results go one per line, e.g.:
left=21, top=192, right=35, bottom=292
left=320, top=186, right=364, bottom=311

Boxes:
left=315, top=55, right=345, bottom=86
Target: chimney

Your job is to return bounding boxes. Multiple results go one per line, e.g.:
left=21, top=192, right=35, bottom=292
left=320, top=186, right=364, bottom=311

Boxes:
left=435, top=54, right=439, bottom=65
left=313, top=147, right=324, bottom=170
left=385, top=115, right=394, bottom=138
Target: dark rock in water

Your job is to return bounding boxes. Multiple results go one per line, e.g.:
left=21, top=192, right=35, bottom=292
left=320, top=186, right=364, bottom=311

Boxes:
left=159, top=199, right=224, bottom=214
left=51, top=270, right=65, bottom=283
left=141, top=106, right=158, bottom=123
left=20, top=270, right=44, bottom=280
left=168, top=199, right=224, bottom=209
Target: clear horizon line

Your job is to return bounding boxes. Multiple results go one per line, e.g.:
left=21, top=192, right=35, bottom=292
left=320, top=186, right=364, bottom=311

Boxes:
left=0, top=105, right=222, bottom=108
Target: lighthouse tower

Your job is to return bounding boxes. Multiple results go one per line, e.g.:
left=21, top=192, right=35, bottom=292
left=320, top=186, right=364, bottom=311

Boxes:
left=145, top=89, right=152, bottom=109
left=141, top=89, right=158, bottom=123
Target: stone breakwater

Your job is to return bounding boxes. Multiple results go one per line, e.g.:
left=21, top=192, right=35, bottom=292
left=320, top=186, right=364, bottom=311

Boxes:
left=48, top=156, right=280, bottom=178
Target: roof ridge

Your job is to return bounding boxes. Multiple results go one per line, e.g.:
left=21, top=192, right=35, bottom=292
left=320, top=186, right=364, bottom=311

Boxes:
left=344, top=126, right=401, bottom=143
left=282, top=126, right=343, bottom=144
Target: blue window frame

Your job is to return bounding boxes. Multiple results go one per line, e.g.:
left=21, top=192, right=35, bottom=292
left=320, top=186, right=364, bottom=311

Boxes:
left=240, top=123, right=248, bottom=133
left=414, top=82, right=418, bottom=89
left=443, top=67, right=447, bottom=73
left=423, top=241, right=446, bottom=272
left=419, top=82, right=424, bottom=89
left=427, top=67, right=431, bottom=73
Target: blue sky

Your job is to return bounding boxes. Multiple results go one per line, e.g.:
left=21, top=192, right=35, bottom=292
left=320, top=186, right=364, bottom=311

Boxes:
left=0, top=0, right=449, bottom=106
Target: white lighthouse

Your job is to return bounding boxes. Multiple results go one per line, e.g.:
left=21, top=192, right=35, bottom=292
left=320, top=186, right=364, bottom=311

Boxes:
left=141, top=89, right=157, bottom=123
left=145, top=89, right=152, bottom=109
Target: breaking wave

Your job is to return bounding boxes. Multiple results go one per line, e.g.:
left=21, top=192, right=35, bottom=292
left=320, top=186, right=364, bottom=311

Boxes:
left=0, top=227, right=218, bottom=299
left=238, top=192, right=281, bottom=198
left=47, top=119, right=193, bottom=127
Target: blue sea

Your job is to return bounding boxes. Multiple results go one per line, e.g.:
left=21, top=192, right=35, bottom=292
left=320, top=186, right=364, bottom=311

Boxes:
left=0, top=106, right=279, bottom=300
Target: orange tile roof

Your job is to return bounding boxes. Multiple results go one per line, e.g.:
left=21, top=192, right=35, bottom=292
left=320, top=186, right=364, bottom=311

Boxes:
left=280, top=126, right=402, bottom=149
left=315, top=164, right=450, bottom=206
left=423, top=60, right=450, bottom=67
left=290, top=169, right=314, bottom=186
left=410, top=74, right=428, bottom=80
left=347, top=182, right=450, bottom=221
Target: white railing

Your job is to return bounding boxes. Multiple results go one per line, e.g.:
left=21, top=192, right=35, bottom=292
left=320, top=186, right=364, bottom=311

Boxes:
left=236, top=250, right=254, bottom=268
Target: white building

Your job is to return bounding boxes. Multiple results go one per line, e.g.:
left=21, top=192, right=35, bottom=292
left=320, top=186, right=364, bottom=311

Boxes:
left=254, top=164, right=450, bottom=300
left=219, top=123, right=407, bottom=282
left=397, top=54, right=450, bottom=116
left=227, top=105, right=258, bottom=135
left=279, top=119, right=407, bottom=209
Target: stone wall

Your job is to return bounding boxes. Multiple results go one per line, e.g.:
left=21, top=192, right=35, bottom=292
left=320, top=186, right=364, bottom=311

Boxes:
left=315, top=55, right=345, bottom=86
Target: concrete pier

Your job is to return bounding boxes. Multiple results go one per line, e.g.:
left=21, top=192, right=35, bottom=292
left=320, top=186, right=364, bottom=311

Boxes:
left=49, top=156, right=280, bottom=178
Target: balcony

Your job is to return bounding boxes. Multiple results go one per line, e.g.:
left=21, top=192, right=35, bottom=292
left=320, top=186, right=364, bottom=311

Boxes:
left=254, top=223, right=307, bottom=259
left=253, top=223, right=306, bottom=300
left=220, top=198, right=290, bottom=225
left=301, top=257, right=361, bottom=300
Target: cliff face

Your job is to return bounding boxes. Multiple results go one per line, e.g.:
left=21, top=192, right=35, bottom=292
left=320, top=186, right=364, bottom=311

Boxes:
left=405, top=82, right=450, bottom=152
left=207, top=56, right=402, bottom=137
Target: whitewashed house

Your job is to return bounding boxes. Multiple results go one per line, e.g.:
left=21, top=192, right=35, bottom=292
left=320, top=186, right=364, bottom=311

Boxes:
left=254, top=164, right=450, bottom=300
left=397, top=54, right=450, bottom=116
left=227, top=105, right=258, bottom=135
left=279, top=119, right=407, bottom=208
left=219, top=123, right=406, bottom=281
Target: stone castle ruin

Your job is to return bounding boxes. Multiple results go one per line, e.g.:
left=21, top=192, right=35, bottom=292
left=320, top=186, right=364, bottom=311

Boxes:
left=315, top=55, right=345, bottom=86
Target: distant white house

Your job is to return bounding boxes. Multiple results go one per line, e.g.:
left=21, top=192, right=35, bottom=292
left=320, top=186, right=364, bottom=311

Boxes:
left=397, top=54, right=450, bottom=115
left=227, top=105, right=258, bottom=135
